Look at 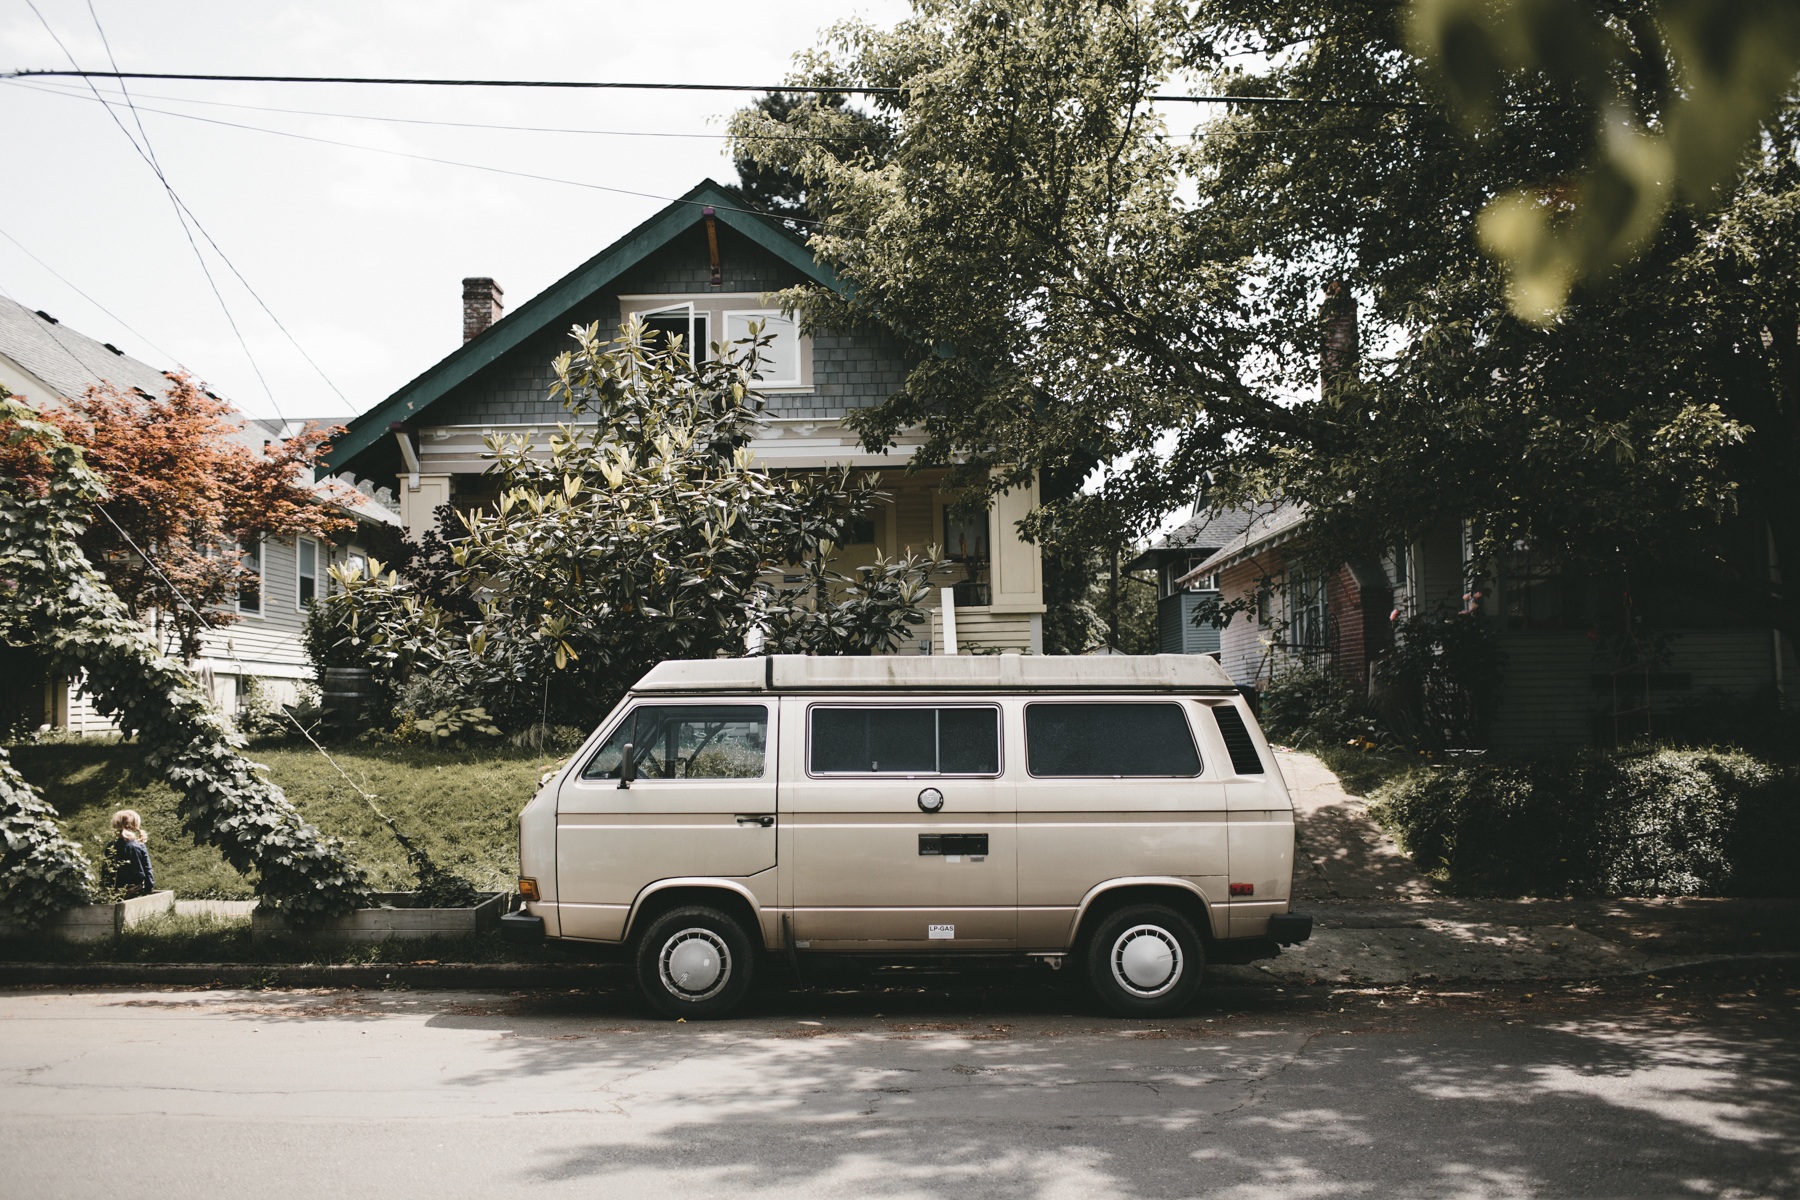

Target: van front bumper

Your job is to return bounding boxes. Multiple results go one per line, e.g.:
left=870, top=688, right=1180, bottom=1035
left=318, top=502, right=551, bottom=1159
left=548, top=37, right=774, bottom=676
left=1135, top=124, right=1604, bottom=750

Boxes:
left=1268, top=913, right=1313, bottom=945
left=501, top=909, right=545, bottom=942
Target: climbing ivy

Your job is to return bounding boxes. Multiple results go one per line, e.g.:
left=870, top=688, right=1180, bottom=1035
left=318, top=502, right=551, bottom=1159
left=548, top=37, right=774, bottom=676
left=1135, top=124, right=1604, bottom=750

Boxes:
left=0, top=394, right=370, bottom=921
left=0, top=747, right=94, bottom=926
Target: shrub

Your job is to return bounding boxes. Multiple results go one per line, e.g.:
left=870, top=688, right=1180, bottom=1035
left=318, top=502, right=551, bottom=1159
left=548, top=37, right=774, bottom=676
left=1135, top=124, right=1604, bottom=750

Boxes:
left=1371, top=744, right=1800, bottom=896
left=1260, top=661, right=1377, bottom=747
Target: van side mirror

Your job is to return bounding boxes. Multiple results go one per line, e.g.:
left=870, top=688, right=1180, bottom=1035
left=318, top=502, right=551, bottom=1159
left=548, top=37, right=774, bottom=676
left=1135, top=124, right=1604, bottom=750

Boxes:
left=618, top=742, right=636, bottom=790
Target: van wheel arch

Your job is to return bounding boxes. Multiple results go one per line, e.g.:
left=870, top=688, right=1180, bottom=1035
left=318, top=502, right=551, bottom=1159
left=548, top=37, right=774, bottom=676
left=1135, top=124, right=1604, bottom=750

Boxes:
left=1072, top=884, right=1216, bottom=956
left=627, top=885, right=766, bottom=951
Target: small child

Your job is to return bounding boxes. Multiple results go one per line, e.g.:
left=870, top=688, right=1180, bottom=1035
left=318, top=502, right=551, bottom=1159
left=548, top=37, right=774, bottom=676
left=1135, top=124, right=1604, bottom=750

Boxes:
left=103, top=809, right=156, bottom=898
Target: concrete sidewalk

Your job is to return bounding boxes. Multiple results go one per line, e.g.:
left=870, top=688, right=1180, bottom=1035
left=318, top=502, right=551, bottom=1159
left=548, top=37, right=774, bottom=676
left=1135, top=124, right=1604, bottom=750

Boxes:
left=1248, top=749, right=1800, bottom=985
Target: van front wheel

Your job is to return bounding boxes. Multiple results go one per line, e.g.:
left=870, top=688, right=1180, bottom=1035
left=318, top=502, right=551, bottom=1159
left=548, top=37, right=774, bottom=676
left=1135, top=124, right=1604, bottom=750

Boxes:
left=1085, top=904, right=1205, bottom=1017
left=634, top=905, right=756, bottom=1020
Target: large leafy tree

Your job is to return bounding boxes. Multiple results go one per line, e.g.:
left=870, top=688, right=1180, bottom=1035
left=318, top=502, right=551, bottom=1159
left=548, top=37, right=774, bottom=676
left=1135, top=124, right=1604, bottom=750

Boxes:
left=732, top=0, right=1799, bottom=642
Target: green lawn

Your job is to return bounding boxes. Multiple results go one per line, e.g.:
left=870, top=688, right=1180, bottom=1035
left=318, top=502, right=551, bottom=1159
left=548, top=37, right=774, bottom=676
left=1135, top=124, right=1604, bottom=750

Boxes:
left=5, top=739, right=556, bottom=898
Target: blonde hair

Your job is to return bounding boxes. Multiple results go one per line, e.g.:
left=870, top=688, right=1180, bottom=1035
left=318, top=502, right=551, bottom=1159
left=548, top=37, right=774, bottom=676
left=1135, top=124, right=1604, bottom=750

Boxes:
left=111, top=809, right=146, bottom=843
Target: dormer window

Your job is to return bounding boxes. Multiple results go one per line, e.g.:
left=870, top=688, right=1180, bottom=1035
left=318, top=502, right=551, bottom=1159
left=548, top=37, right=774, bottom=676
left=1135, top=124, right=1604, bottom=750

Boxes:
left=621, top=293, right=811, bottom=390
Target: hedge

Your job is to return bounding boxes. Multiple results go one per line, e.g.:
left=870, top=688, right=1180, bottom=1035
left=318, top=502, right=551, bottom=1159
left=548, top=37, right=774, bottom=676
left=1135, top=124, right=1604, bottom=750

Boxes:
left=1371, top=745, right=1800, bottom=897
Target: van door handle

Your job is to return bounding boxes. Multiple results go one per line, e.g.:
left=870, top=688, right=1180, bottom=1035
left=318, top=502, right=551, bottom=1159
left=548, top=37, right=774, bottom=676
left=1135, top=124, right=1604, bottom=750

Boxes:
left=735, top=814, right=775, bottom=828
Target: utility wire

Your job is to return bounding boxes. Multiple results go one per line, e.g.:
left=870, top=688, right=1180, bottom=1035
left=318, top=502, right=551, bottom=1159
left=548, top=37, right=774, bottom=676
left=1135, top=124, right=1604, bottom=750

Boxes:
left=0, top=225, right=184, bottom=369
left=22, top=1, right=283, bottom=415
left=13, top=76, right=881, bottom=142
left=12, top=79, right=850, bottom=232
left=4, top=68, right=1434, bottom=108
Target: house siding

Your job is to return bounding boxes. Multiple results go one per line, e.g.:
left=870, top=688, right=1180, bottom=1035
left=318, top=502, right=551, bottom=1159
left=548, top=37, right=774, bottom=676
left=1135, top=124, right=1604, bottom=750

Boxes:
left=1216, top=558, right=1277, bottom=686
left=1486, top=628, right=1779, bottom=750
left=1157, top=590, right=1222, bottom=655
left=431, top=223, right=914, bottom=429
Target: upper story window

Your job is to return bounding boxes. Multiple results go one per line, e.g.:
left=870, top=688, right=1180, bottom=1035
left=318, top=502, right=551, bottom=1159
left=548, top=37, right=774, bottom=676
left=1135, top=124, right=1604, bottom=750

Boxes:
left=296, top=538, right=319, bottom=609
left=621, top=293, right=811, bottom=390
left=236, top=538, right=262, bottom=616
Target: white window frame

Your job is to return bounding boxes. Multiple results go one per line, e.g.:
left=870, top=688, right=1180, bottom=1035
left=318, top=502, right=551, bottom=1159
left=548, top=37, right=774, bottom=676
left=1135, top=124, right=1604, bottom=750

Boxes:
left=236, top=537, right=263, bottom=617
left=619, top=293, right=813, bottom=391
left=636, top=301, right=708, bottom=359
left=722, top=308, right=803, bottom=388
left=296, top=537, right=320, bottom=611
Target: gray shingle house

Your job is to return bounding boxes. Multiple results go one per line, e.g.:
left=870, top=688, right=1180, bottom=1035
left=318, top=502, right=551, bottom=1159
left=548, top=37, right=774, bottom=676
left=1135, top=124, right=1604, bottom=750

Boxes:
left=325, top=180, right=1047, bottom=653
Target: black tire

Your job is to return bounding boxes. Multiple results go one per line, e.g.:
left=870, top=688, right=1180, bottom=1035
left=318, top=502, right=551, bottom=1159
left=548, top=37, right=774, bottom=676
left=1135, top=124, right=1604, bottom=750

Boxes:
left=1083, top=903, right=1205, bottom=1018
left=633, top=904, right=756, bottom=1020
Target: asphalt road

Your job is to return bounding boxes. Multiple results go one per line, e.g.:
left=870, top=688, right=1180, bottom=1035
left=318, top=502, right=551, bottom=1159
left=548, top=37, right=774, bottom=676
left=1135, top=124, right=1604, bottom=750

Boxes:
left=3, top=971, right=1796, bottom=1200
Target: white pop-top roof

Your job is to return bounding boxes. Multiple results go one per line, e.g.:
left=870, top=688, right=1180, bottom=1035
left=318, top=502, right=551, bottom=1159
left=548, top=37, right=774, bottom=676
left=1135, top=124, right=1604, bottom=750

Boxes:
left=633, top=654, right=1237, bottom=694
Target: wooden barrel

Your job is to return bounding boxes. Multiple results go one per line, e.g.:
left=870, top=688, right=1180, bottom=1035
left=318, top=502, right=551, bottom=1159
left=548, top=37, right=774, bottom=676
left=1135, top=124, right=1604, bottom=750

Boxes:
left=319, top=667, right=377, bottom=727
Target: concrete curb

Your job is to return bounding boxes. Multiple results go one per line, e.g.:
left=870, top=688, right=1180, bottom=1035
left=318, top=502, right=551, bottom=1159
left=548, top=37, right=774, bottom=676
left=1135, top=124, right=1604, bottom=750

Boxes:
left=0, top=961, right=627, bottom=990
left=0, top=952, right=1793, bottom=992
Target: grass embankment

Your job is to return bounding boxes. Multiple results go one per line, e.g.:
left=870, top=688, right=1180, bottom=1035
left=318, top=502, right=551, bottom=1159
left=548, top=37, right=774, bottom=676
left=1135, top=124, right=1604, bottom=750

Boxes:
left=5, top=739, right=552, bottom=898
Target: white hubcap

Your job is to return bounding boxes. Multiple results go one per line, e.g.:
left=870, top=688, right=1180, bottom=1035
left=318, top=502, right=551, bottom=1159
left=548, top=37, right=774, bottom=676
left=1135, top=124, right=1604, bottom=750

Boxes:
left=660, top=929, right=730, bottom=1000
left=1112, top=925, right=1182, bottom=997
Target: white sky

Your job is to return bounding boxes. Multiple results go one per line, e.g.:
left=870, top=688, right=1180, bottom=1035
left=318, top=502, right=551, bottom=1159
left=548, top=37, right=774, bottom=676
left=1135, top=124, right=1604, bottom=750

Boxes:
left=0, top=0, right=910, bottom=423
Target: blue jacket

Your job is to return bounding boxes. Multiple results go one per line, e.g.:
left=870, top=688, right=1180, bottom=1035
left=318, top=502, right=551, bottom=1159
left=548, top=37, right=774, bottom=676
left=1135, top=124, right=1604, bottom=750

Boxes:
left=105, top=836, right=155, bottom=895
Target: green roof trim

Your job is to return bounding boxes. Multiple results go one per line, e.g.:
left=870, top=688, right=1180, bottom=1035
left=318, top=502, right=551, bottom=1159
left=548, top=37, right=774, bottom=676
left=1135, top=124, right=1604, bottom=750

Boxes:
left=323, top=179, right=839, bottom=478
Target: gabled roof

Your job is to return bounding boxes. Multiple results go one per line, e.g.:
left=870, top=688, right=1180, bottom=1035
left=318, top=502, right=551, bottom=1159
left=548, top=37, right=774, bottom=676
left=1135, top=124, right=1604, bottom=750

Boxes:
left=0, top=295, right=173, bottom=402
left=325, top=179, right=838, bottom=478
left=1182, top=502, right=1309, bottom=581
left=1126, top=504, right=1272, bottom=572
left=0, top=295, right=398, bottom=527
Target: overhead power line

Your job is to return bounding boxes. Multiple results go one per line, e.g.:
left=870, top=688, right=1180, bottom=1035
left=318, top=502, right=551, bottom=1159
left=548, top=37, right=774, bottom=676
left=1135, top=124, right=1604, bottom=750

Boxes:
left=3, top=68, right=1431, bottom=108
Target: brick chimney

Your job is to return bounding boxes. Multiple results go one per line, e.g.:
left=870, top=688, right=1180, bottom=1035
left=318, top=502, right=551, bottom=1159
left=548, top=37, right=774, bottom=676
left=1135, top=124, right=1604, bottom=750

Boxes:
left=1320, top=279, right=1358, bottom=400
left=462, top=277, right=503, bottom=342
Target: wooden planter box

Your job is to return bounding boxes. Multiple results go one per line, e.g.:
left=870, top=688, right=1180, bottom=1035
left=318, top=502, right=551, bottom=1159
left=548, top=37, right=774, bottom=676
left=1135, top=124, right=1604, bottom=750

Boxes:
left=0, top=890, right=175, bottom=942
left=250, top=891, right=506, bottom=945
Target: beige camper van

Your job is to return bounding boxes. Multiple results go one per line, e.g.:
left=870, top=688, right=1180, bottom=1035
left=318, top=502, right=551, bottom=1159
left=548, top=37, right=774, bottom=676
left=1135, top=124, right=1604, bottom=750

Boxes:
left=506, top=654, right=1311, bottom=1018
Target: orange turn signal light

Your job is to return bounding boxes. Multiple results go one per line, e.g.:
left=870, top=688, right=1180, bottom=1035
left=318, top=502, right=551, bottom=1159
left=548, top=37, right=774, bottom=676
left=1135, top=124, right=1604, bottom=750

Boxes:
left=518, top=877, right=540, bottom=902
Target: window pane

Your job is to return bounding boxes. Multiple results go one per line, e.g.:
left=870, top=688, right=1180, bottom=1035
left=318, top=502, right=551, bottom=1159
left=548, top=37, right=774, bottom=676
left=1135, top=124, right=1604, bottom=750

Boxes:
left=1026, top=703, right=1201, bottom=777
left=868, top=708, right=936, bottom=773
left=810, top=708, right=868, bottom=774
left=810, top=708, right=941, bottom=774
left=726, top=311, right=798, bottom=384
left=938, top=707, right=1000, bottom=774
left=641, top=306, right=707, bottom=358
left=581, top=706, right=766, bottom=780
left=298, top=575, right=317, bottom=606
left=581, top=711, right=635, bottom=779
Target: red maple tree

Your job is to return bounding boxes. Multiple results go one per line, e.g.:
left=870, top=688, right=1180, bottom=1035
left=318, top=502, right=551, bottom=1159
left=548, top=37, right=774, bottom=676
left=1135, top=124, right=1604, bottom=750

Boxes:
left=6, top=373, right=351, bottom=658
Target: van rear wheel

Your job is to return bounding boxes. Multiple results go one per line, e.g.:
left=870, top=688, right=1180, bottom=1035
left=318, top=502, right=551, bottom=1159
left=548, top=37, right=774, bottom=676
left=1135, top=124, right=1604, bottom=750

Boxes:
left=634, top=905, right=756, bottom=1020
left=1085, top=904, right=1204, bottom=1017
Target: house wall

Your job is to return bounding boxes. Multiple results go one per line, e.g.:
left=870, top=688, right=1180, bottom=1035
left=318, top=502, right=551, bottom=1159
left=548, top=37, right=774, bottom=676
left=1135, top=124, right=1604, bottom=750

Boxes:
left=1157, top=590, right=1223, bottom=656
left=1215, top=556, right=1280, bottom=686
left=429, top=224, right=913, bottom=430
left=1486, top=628, right=1780, bottom=750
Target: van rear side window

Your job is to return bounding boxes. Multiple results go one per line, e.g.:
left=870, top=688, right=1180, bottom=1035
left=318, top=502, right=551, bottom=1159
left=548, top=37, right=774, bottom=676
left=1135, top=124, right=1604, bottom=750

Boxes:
left=810, top=707, right=1000, bottom=775
left=1210, top=705, right=1265, bottom=774
left=1025, top=703, right=1201, bottom=777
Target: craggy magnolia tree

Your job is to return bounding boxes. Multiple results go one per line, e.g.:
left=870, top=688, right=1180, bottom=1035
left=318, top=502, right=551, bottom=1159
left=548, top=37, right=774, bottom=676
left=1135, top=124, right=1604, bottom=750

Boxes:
left=313, top=320, right=944, bottom=730
left=0, top=394, right=369, bottom=925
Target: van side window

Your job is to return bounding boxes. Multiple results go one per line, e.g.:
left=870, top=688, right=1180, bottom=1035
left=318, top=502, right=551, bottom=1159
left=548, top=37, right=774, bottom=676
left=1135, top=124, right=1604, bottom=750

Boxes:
left=1025, top=703, right=1201, bottom=777
left=810, top=707, right=1000, bottom=775
left=581, top=705, right=767, bottom=780
left=1210, top=705, right=1265, bottom=775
